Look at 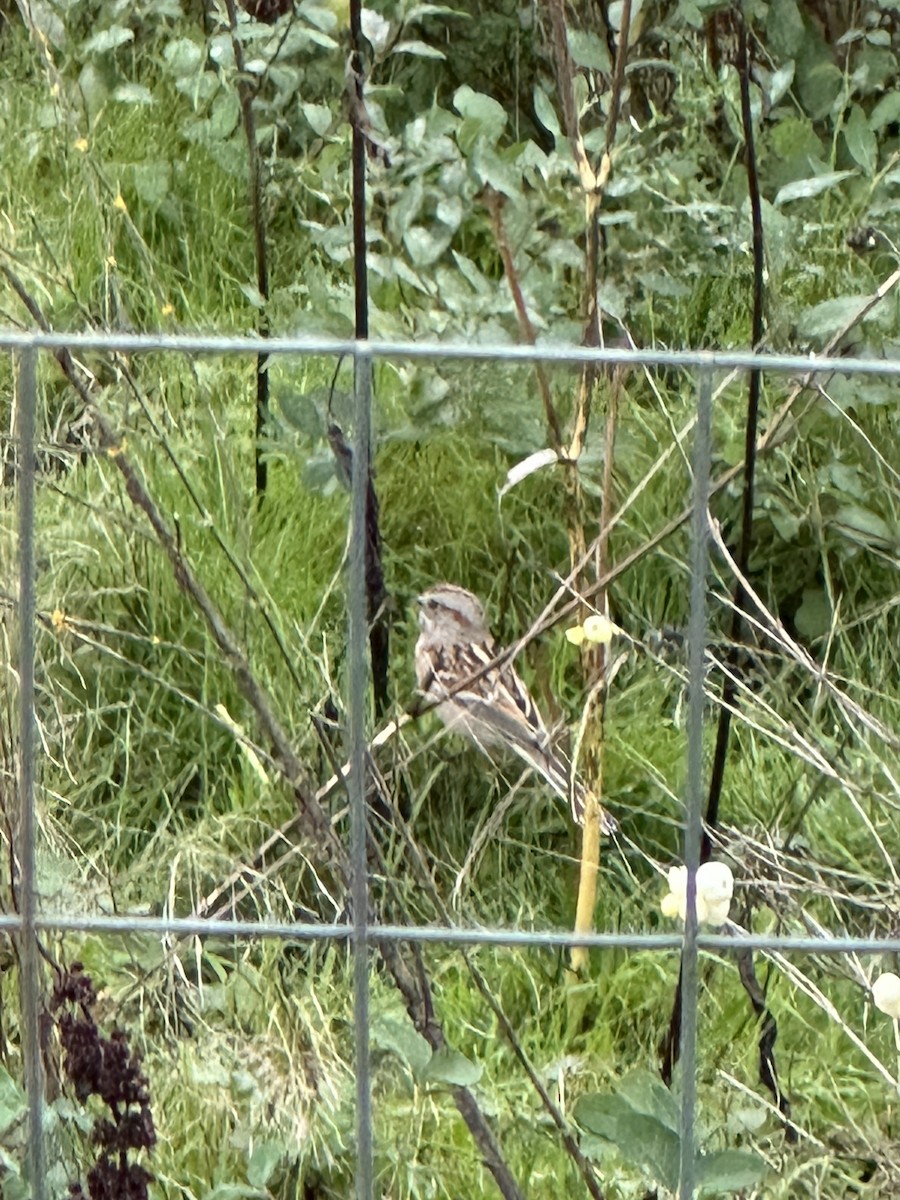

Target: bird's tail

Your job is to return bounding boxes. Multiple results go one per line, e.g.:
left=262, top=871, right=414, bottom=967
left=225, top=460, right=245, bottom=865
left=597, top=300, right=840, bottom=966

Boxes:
left=517, top=735, right=618, bottom=834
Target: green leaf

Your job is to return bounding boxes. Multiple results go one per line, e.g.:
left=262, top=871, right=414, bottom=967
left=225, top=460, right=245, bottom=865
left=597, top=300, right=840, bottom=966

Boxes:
left=567, top=29, right=611, bottom=72
left=770, top=116, right=823, bottom=163
left=767, top=61, right=795, bottom=107
left=130, top=162, right=172, bottom=207
left=277, top=389, right=328, bottom=438
left=452, top=251, right=491, bottom=295
left=298, top=2, right=338, bottom=32
left=246, top=1142, right=286, bottom=1188
left=773, top=170, right=855, bottom=205
left=240, top=282, right=266, bottom=308
left=301, top=102, right=332, bottom=136
left=209, top=90, right=241, bottom=140
left=826, top=377, right=897, bottom=410
left=0, top=1153, right=28, bottom=1200
left=766, top=0, right=805, bottom=56
left=422, top=1047, right=483, bottom=1087
left=163, top=37, right=204, bottom=76
left=696, top=1149, right=767, bottom=1193
left=78, top=62, right=109, bottom=121
left=796, top=294, right=872, bottom=339
left=404, top=224, right=451, bottom=267
left=0, top=1066, right=27, bottom=1137
left=453, top=85, right=507, bottom=147
left=407, top=3, right=469, bottom=17
left=844, top=104, right=877, bottom=175
left=574, top=1094, right=680, bottom=1192
left=870, top=92, right=900, bottom=130
left=832, top=504, right=895, bottom=550
left=470, top=143, right=521, bottom=198
left=113, top=83, right=154, bottom=105
left=798, top=62, right=842, bottom=120
left=83, top=25, right=134, bottom=54
left=794, top=588, right=831, bottom=640
left=202, top=1186, right=267, bottom=1200
left=759, top=199, right=794, bottom=280
left=372, top=1015, right=432, bottom=1075
left=533, top=87, right=560, bottom=145
left=435, top=194, right=463, bottom=230
left=303, top=27, right=339, bottom=48
left=392, top=40, right=446, bottom=59
left=615, top=1069, right=681, bottom=1133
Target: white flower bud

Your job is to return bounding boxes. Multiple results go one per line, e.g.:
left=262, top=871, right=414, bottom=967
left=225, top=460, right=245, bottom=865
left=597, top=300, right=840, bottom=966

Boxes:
left=872, top=972, right=900, bottom=1019
left=661, top=862, right=734, bottom=927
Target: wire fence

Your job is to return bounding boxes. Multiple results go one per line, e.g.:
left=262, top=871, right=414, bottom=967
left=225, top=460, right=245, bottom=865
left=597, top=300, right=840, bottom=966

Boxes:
left=10, top=332, right=900, bottom=1200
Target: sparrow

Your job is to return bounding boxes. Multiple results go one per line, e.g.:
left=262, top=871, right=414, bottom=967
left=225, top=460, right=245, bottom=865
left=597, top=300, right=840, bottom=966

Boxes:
left=415, top=583, right=616, bottom=832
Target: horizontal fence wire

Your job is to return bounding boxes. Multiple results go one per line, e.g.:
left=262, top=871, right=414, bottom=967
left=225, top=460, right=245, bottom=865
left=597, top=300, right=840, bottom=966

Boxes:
left=1, top=329, right=900, bottom=376
left=10, top=332, right=900, bottom=1199
left=4, top=912, right=900, bottom=953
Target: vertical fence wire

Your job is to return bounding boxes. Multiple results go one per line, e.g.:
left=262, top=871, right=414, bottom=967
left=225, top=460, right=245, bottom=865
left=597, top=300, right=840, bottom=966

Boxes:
left=16, top=344, right=47, bottom=1200
left=678, top=368, right=714, bottom=1198
left=349, top=346, right=375, bottom=1200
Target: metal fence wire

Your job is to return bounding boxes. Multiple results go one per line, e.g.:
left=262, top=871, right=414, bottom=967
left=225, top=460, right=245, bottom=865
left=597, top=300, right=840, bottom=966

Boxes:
left=9, top=331, right=900, bottom=1200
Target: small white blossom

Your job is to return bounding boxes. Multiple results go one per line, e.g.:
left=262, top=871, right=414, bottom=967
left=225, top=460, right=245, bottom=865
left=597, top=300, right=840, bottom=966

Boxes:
left=661, top=862, right=734, bottom=927
left=872, top=972, right=900, bottom=1019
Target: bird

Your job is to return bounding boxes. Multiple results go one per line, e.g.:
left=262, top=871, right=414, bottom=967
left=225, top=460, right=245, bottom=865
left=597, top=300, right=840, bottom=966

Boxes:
left=414, top=582, right=616, bottom=833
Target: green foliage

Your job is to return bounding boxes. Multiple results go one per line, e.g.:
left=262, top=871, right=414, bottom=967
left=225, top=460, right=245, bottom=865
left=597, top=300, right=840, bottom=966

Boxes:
left=575, top=1070, right=766, bottom=1194
left=1, top=0, right=899, bottom=1196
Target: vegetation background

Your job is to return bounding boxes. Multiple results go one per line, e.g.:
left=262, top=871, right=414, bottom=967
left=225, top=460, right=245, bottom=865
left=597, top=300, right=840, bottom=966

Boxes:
left=1, top=0, right=900, bottom=1195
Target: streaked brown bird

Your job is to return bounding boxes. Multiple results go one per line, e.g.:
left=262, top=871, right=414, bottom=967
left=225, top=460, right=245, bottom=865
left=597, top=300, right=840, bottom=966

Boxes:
left=415, top=583, right=616, bottom=833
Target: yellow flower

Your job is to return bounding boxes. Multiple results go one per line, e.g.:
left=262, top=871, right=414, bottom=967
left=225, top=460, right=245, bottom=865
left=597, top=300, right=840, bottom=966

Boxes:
left=113, top=192, right=128, bottom=213
left=74, top=137, right=89, bottom=153
left=583, top=614, right=614, bottom=644
left=566, top=613, right=616, bottom=647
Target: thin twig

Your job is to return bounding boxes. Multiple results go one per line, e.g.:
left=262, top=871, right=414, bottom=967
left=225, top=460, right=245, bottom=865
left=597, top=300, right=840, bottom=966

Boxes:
left=484, top=188, right=562, bottom=450
left=221, top=0, right=270, bottom=499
